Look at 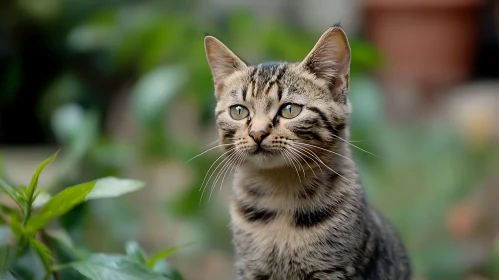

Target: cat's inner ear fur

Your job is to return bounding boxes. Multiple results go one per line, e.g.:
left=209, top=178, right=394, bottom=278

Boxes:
left=204, top=35, right=247, bottom=90
left=300, top=27, right=351, bottom=101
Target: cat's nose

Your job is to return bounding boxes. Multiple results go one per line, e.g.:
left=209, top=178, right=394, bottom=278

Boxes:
left=249, top=130, right=269, bottom=144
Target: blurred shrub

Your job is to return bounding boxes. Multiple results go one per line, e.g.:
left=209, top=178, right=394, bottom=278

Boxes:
left=0, top=151, right=183, bottom=279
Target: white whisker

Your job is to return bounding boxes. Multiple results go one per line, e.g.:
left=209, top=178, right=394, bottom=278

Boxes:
left=288, top=145, right=323, bottom=174
left=331, top=134, right=379, bottom=158
left=286, top=149, right=306, bottom=178
left=286, top=146, right=317, bottom=177
left=289, top=144, right=352, bottom=184
left=202, top=138, right=222, bottom=149
left=199, top=147, right=236, bottom=192
left=200, top=149, right=238, bottom=201
left=219, top=152, right=246, bottom=194
left=213, top=149, right=244, bottom=197
left=185, top=143, right=234, bottom=163
left=282, top=150, right=303, bottom=186
left=291, top=142, right=354, bottom=163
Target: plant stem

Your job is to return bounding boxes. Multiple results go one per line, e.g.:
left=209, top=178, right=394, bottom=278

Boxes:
left=21, top=204, right=30, bottom=227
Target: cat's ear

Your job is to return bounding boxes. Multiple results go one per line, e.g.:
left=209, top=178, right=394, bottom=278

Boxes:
left=300, top=26, right=351, bottom=99
left=204, top=35, right=247, bottom=88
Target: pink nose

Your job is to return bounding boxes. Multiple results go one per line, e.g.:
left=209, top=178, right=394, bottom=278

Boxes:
left=249, top=130, right=269, bottom=143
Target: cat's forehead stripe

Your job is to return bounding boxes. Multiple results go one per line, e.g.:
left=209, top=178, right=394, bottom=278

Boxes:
left=248, top=63, right=288, bottom=99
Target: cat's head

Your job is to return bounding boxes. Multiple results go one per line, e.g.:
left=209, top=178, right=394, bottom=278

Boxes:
left=204, top=26, right=351, bottom=169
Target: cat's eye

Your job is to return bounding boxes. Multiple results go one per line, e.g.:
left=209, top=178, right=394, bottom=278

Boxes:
left=229, top=105, right=249, bottom=120
left=280, top=104, right=302, bottom=119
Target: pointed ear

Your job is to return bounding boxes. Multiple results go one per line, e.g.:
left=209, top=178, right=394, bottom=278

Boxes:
left=300, top=27, right=351, bottom=99
left=204, top=35, right=247, bottom=87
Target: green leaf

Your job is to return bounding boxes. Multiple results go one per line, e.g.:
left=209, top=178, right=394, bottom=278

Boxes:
left=146, top=248, right=177, bottom=269
left=26, top=181, right=96, bottom=233
left=125, top=241, right=147, bottom=265
left=0, top=245, right=15, bottom=274
left=26, top=151, right=59, bottom=205
left=69, top=253, right=168, bottom=280
left=26, top=177, right=144, bottom=232
left=0, top=179, right=22, bottom=208
left=9, top=213, right=23, bottom=239
left=85, top=177, right=144, bottom=201
left=29, top=238, right=53, bottom=273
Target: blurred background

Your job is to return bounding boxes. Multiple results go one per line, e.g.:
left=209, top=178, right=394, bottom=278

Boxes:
left=0, top=0, right=498, bottom=279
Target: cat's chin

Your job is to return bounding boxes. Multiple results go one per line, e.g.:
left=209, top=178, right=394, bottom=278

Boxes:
left=247, top=153, right=288, bottom=169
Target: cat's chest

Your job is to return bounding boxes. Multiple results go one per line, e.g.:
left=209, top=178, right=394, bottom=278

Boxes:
left=230, top=205, right=316, bottom=248
left=231, top=218, right=355, bottom=280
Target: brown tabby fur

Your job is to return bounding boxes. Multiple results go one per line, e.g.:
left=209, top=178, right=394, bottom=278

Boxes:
left=203, top=25, right=411, bottom=280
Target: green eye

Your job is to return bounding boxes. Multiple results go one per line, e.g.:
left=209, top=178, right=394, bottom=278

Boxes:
left=229, top=105, right=249, bottom=120
left=280, top=104, right=302, bottom=119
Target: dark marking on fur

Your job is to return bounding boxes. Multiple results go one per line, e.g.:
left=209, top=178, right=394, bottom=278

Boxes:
left=222, top=128, right=236, bottom=139
left=298, top=181, right=319, bottom=199
left=275, top=65, right=287, bottom=82
left=272, top=115, right=280, bottom=128
left=255, top=274, right=270, bottom=280
left=242, top=86, right=248, bottom=101
left=293, top=195, right=347, bottom=228
left=307, top=106, right=342, bottom=138
left=277, top=86, right=283, bottom=101
left=244, top=183, right=265, bottom=197
left=265, top=83, right=273, bottom=96
left=293, top=205, right=334, bottom=228
left=302, top=118, right=320, bottom=126
left=238, top=204, right=276, bottom=223
left=305, top=267, right=347, bottom=280
left=361, top=238, right=380, bottom=279
left=293, top=129, right=322, bottom=141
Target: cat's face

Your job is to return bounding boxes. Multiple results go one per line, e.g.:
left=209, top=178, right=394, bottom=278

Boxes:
left=204, top=27, right=351, bottom=169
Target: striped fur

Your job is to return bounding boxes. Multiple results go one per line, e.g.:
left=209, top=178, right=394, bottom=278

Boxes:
left=204, top=26, right=411, bottom=280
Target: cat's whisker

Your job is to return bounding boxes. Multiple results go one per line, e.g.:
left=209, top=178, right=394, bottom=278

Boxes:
left=286, top=146, right=317, bottom=177
left=202, top=150, right=239, bottom=202
left=289, top=144, right=352, bottom=184
left=291, top=142, right=354, bottom=163
left=219, top=152, right=247, bottom=194
left=215, top=149, right=244, bottom=196
left=199, top=147, right=236, bottom=192
left=288, top=145, right=324, bottom=174
left=311, top=155, right=352, bottom=184
left=185, top=143, right=234, bottom=163
left=205, top=138, right=221, bottom=147
left=282, top=150, right=303, bottom=186
left=331, top=134, right=379, bottom=158
left=209, top=150, right=242, bottom=201
left=286, top=149, right=307, bottom=178
left=200, top=148, right=237, bottom=201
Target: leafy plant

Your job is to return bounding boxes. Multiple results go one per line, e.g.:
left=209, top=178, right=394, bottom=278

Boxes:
left=0, top=151, right=183, bottom=280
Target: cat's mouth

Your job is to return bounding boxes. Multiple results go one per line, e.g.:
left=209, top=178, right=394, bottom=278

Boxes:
left=246, top=145, right=288, bottom=169
left=249, top=145, right=277, bottom=156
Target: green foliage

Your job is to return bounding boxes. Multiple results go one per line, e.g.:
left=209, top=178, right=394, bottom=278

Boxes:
left=0, top=152, right=183, bottom=280
left=65, top=254, right=168, bottom=280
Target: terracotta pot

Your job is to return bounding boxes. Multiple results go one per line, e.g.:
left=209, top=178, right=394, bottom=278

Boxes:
left=363, top=0, right=485, bottom=98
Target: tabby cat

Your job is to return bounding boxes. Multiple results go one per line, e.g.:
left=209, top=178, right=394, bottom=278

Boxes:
left=203, top=25, right=411, bottom=280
